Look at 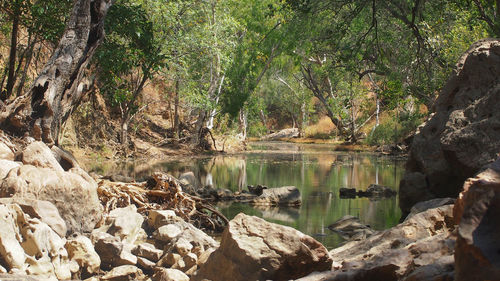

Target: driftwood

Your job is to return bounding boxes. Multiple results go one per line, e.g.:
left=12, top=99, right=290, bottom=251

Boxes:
left=97, top=172, right=228, bottom=232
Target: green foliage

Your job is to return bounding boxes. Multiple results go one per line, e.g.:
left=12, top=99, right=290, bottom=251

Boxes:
left=95, top=0, right=166, bottom=114
left=366, top=112, right=424, bottom=146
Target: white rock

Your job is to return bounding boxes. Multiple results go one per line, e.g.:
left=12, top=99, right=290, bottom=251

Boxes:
left=0, top=159, right=19, bottom=179
left=152, top=268, right=189, bottom=281
left=148, top=210, right=177, bottom=229
left=158, top=252, right=181, bottom=267
left=115, top=243, right=137, bottom=266
left=0, top=165, right=103, bottom=233
left=100, top=265, right=146, bottom=281
left=137, top=256, right=155, bottom=271
left=183, top=252, right=198, bottom=269
left=65, top=234, right=101, bottom=274
left=154, top=224, right=182, bottom=242
left=0, top=198, right=67, bottom=238
left=0, top=204, right=26, bottom=270
left=107, top=205, right=144, bottom=243
left=175, top=238, right=193, bottom=257
left=132, top=242, right=164, bottom=262
left=20, top=141, right=64, bottom=172
left=0, top=134, right=15, bottom=161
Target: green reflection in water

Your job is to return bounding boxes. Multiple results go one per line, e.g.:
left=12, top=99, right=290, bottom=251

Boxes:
left=85, top=142, right=405, bottom=249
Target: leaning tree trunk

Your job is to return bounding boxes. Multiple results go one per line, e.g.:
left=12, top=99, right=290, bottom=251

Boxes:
left=0, top=0, right=111, bottom=145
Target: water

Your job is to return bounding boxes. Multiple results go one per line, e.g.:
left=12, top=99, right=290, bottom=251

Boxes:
left=86, top=141, right=405, bottom=249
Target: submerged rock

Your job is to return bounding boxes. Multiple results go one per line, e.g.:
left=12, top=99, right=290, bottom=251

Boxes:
left=194, top=213, right=332, bottom=281
left=339, top=187, right=356, bottom=198
left=453, top=157, right=500, bottom=281
left=399, top=39, right=500, bottom=214
left=358, top=184, right=397, bottom=198
left=327, top=215, right=374, bottom=241
left=251, top=186, right=301, bottom=206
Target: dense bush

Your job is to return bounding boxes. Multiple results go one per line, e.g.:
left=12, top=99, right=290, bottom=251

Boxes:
left=366, top=112, right=423, bottom=145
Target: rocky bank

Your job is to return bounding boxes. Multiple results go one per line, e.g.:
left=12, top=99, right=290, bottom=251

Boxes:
left=399, top=39, right=500, bottom=214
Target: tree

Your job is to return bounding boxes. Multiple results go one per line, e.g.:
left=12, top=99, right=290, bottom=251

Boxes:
left=0, top=0, right=112, bottom=145
left=95, top=0, right=165, bottom=146
left=0, top=0, right=72, bottom=100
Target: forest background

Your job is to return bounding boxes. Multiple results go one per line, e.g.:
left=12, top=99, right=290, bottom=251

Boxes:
left=0, top=0, right=496, bottom=158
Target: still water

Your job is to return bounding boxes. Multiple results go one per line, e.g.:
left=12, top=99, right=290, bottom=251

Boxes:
left=87, top=141, right=405, bottom=249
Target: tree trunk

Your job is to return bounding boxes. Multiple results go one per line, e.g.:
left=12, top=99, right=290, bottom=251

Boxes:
left=239, top=109, right=247, bottom=140
left=4, top=6, right=20, bottom=100
left=173, top=78, right=180, bottom=141
left=0, top=0, right=112, bottom=145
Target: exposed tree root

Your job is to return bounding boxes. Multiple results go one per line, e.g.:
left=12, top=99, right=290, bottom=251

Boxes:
left=97, top=172, right=228, bottom=232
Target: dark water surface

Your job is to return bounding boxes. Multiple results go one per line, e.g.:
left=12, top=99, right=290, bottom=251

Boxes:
left=87, top=141, right=405, bottom=249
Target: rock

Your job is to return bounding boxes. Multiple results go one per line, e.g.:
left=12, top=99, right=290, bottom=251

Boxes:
left=247, top=184, right=268, bottom=196
left=65, top=234, right=100, bottom=274
left=151, top=216, right=218, bottom=251
left=153, top=224, right=182, bottom=242
left=194, top=213, right=332, bottom=281
left=115, top=243, right=137, bottom=267
left=406, top=197, right=455, bottom=220
left=327, top=215, right=374, bottom=241
left=20, top=141, right=64, bottom=172
left=182, top=252, right=198, bottom=269
left=399, top=39, right=500, bottom=214
left=179, top=171, right=198, bottom=188
left=261, top=128, right=299, bottom=140
left=158, top=252, right=181, bottom=267
left=184, top=265, right=197, bottom=276
left=136, top=257, right=155, bottom=272
left=197, top=248, right=215, bottom=266
left=251, top=186, right=302, bottom=206
left=0, top=198, right=66, bottom=237
left=0, top=203, right=72, bottom=280
left=100, top=265, right=147, bottom=281
left=0, top=165, right=102, bottom=233
left=453, top=157, right=500, bottom=281
left=0, top=159, right=19, bottom=180
left=339, top=187, right=357, bottom=198
left=93, top=232, right=123, bottom=267
left=152, top=268, right=189, bottom=281
left=50, top=146, right=80, bottom=171
left=174, top=238, right=193, bottom=256
left=0, top=274, right=48, bottom=281
left=300, top=205, right=456, bottom=281
left=132, top=243, right=163, bottom=262
left=0, top=204, right=26, bottom=271
left=357, top=184, right=397, bottom=198
left=0, top=141, right=14, bottom=160
left=147, top=210, right=177, bottom=229
left=102, top=205, right=144, bottom=244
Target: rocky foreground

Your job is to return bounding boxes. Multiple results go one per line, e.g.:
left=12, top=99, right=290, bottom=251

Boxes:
left=0, top=130, right=499, bottom=281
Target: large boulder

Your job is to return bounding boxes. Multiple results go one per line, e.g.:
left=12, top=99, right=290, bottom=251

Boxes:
left=399, top=39, right=500, bottom=214
left=194, top=213, right=332, bottom=281
left=251, top=186, right=302, bottom=206
left=0, top=198, right=66, bottom=238
left=0, top=160, right=19, bottom=180
left=0, top=165, right=103, bottom=234
left=0, top=131, right=15, bottom=160
left=299, top=204, right=456, bottom=281
left=0, top=203, right=72, bottom=280
left=20, top=141, right=64, bottom=172
left=453, top=157, right=500, bottom=281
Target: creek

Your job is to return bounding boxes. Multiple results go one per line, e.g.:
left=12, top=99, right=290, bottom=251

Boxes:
left=86, top=141, right=405, bottom=249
